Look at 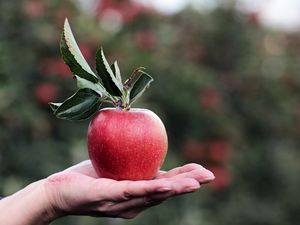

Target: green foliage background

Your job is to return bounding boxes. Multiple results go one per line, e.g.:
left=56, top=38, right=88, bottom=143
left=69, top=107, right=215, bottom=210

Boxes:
left=1, top=0, right=300, bottom=225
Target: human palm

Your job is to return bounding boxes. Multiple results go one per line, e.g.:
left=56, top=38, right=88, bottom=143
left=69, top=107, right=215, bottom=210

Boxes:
left=45, top=160, right=214, bottom=219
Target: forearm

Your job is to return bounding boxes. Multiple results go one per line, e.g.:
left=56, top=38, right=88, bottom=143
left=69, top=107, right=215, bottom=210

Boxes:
left=0, top=180, right=57, bottom=225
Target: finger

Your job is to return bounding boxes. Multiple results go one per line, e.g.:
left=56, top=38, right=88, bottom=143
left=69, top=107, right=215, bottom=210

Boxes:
left=106, top=178, right=200, bottom=213
left=119, top=210, right=144, bottom=219
left=64, top=160, right=99, bottom=178
left=167, top=177, right=200, bottom=195
left=105, top=196, right=163, bottom=214
left=120, top=203, right=160, bottom=219
left=156, top=170, right=167, bottom=177
left=137, top=178, right=200, bottom=204
left=94, top=179, right=173, bottom=201
left=167, top=168, right=215, bottom=184
left=155, top=163, right=204, bottom=179
left=141, top=178, right=200, bottom=206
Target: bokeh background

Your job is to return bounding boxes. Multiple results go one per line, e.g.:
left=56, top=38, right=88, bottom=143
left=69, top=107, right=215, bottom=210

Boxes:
left=1, top=0, right=300, bottom=224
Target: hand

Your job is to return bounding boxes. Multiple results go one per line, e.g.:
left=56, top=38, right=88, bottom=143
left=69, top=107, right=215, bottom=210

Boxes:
left=44, top=160, right=215, bottom=219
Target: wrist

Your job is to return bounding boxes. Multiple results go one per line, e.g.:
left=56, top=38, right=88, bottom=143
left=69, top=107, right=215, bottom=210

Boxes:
left=0, top=179, right=60, bottom=225
left=41, top=178, right=68, bottom=220
left=39, top=179, right=64, bottom=222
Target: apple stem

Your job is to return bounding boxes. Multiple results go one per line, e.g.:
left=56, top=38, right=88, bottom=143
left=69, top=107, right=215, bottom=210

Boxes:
left=115, top=99, right=122, bottom=108
left=114, top=98, right=130, bottom=111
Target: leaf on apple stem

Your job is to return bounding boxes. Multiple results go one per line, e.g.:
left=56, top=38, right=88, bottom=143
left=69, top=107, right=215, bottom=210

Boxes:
left=96, top=48, right=123, bottom=97
left=110, top=61, right=122, bottom=84
left=49, top=102, right=62, bottom=112
left=52, top=88, right=103, bottom=121
left=49, top=18, right=155, bottom=119
left=129, top=71, right=154, bottom=104
left=75, top=75, right=107, bottom=97
left=61, top=19, right=98, bottom=83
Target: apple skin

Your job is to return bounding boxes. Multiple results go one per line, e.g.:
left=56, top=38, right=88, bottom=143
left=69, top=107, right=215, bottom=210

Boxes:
left=87, top=108, right=168, bottom=180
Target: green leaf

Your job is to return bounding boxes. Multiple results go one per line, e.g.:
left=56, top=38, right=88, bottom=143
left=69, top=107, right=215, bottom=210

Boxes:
left=75, top=75, right=107, bottom=97
left=61, top=19, right=98, bottom=83
left=54, top=88, right=101, bottom=121
left=96, top=48, right=123, bottom=97
left=129, top=72, right=154, bottom=104
left=49, top=102, right=62, bottom=112
left=110, top=61, right=122, bottom=84
left=123, top=67, right=146, bottom=89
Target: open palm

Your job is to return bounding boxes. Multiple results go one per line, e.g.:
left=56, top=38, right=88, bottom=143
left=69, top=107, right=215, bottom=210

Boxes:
left=45, top=160, right=214, bottom=219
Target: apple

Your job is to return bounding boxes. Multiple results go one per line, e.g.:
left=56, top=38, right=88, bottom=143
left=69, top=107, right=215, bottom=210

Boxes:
left=23, top=0, right=45, bottom=18
left=87, top=108, right=168, bottom=180
left=50, top=19, right=168, bottom=181
left=35, top=83, right=58, bottom=104
left=134, top=29, right=157, bottom=51
left=207, top=166, right=231, bottom=190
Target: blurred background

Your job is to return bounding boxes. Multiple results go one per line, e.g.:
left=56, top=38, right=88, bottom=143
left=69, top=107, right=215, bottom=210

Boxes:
left=1, top=0, right=300, bottom=224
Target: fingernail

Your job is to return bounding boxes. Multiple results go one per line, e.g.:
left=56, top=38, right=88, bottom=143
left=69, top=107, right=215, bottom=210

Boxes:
left=201, top=171, right=215, bottom=183
left=124, top=193, right=132, bottom=199
left=157, top=187, right=172, bottom=192
left=206, top=170, right=215, bottom=178
left=185, top=185, right=200, bottom=192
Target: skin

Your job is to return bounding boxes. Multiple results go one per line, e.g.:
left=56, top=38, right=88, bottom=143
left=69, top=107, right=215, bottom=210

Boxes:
left=0, top=160, right=215, bottom=225
left=88, top=108, right=168, bottom=180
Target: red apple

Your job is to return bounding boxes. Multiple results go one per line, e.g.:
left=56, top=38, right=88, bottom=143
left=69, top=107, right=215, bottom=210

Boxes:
left=87, top=108, right=168, bottom=180
left=134, top=29, right=157, bottom=51
left=199, top=87, right=221, bottom=111
left=23, top=0, right=45, bottom=18
left=206, top=166, right=231, bottom=190
left=35, top=83, right=58, bottom=104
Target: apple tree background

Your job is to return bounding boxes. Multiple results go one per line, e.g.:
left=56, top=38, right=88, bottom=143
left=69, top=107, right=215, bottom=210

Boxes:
left=1, top=0, right=300, bottom=225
